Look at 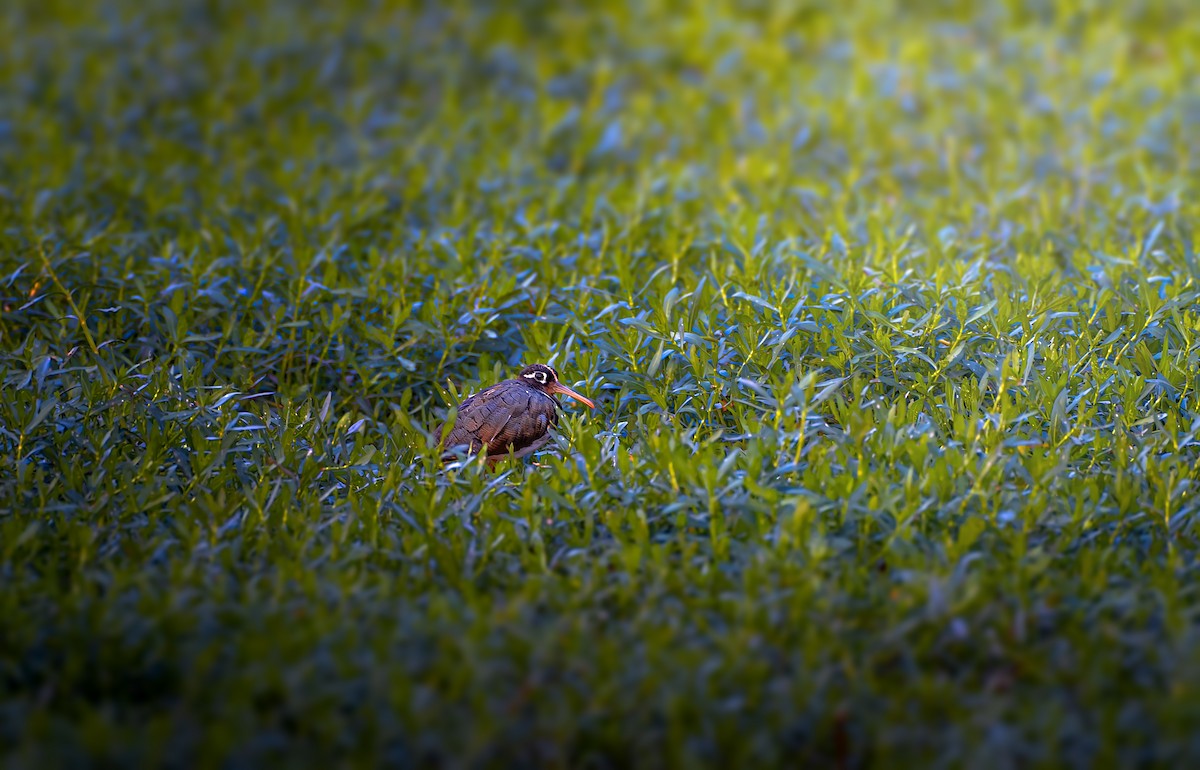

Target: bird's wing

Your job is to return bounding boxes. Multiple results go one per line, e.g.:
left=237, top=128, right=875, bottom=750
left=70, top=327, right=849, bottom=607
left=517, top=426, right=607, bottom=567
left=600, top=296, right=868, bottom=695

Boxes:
left=440, top=384, right=501, bottom=452
left=486, top=390, right=558, bottom=456
left=441, top=381, right=559, bottom=457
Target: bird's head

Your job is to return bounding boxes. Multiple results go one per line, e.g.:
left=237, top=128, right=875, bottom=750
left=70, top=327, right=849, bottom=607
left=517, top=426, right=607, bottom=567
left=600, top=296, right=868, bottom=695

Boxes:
left=520, top=364, right=595, bottom=409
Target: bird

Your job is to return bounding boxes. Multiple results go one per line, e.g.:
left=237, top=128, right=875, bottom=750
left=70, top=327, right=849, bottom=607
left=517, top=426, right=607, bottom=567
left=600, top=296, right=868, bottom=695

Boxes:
left=440, top=363, right=595, bottom=463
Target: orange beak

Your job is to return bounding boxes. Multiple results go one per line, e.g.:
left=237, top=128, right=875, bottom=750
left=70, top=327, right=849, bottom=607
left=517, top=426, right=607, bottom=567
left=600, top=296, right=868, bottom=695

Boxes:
left=549, top=382, right=595, bottom=409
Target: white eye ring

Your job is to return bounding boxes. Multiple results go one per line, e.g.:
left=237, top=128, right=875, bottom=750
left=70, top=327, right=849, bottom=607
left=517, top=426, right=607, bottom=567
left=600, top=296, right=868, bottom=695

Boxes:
left=535, top=371, right=547, bottom=383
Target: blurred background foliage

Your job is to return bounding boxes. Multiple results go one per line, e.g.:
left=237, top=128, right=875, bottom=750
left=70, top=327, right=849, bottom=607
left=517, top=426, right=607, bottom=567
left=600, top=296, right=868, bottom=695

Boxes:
left=3, top=0, right=1200, bottom=766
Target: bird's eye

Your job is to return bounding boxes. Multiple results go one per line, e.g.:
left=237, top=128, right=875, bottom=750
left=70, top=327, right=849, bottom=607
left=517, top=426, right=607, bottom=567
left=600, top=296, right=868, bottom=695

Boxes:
left=536, top=371, right=547, bottom=383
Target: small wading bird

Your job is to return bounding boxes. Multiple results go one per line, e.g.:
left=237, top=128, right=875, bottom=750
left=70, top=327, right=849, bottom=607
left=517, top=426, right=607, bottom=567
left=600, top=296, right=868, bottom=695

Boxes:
left=440, top=364, right=595, bottom=464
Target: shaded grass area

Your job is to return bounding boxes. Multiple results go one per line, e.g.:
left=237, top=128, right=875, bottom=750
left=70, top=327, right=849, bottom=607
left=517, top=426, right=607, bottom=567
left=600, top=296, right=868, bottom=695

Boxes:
left=3, top=0, right=1200, bottom=766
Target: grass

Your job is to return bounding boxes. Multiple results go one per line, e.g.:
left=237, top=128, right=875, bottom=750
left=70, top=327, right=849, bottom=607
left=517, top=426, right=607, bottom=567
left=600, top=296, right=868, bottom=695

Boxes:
left=3, top=0, right=1200, bottom=766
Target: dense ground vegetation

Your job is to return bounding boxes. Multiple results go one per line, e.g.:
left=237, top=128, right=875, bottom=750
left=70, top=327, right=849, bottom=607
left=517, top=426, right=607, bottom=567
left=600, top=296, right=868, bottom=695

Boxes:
left=3, top=0, right=1200, bottom=766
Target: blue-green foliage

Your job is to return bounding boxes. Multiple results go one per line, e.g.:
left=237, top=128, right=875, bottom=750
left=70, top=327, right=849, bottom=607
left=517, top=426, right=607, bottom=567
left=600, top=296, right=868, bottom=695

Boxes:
left=3, top=0, right=1200, bottom=766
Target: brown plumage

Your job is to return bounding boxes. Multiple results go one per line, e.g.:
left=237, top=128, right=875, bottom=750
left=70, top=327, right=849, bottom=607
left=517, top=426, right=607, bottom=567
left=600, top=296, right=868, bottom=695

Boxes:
left=441, top=364, right=595, bottom=462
